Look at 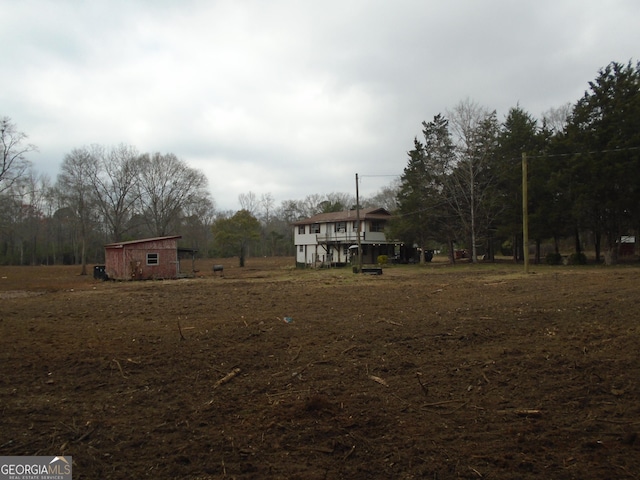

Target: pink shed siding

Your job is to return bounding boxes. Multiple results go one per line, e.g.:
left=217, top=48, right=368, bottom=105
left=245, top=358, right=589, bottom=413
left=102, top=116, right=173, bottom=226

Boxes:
left=104, top=236, right=181, bottom=280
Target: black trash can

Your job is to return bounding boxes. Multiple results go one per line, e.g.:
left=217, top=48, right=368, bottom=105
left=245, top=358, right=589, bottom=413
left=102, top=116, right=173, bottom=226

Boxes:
left=93, top=265, right=108, bottom=281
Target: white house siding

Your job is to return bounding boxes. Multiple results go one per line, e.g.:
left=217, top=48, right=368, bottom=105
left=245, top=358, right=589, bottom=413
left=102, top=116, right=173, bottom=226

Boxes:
left=295, top=223, right=355, bottom=265
left=293, top=208, right=398, bottom=267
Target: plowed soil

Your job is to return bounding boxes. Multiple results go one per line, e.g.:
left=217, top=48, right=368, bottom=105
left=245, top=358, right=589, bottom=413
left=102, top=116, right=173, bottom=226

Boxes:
left=1, top=257, right=639, bottom=479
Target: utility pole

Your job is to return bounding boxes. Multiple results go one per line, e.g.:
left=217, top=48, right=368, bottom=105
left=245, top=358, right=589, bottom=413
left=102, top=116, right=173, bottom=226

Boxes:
left=522, top=152, right=529, bottom=274
left=355, top=173, right=362, bottom=272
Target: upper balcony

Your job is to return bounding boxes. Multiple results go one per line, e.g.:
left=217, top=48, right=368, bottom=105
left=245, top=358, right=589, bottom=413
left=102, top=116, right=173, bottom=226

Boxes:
left=315, top=230, right=388, bottom=244
left=316, top=230, right=358, bottom=244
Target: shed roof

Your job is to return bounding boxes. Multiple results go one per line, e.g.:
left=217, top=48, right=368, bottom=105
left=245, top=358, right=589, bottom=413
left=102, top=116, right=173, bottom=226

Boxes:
left=292, top=208, right=391, bottom=225
left=105, top=235, right=182, bottom=249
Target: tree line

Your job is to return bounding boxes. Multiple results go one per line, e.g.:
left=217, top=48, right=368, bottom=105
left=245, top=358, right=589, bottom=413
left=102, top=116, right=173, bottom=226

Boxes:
left=0, top=126, right=385, bottom=267
left=2, top=60, right=638, bottom=267
left=391, top=60, right=640, bottom=265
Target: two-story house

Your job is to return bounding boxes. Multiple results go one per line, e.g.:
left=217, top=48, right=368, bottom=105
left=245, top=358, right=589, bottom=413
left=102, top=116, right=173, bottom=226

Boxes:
left=292, top=207, right=400, bottom=267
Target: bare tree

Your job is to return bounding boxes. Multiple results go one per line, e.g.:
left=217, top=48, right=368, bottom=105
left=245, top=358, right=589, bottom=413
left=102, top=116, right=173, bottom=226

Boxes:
left=1, top=117, right=36, bottom=194
left=366, top=179, right=401, bottom=211
left=278, top=199, right=306, bottom=223
left=89, top=144, right=141, bottom=242
left=300, top=193, right=326, bottom=217
left=137, top=152, right=210, bottom=237
left=238, top=191, right=259, bottom=215
left=12, top=170, right=52, bottom=264
left=57, top=148, right=100, bottom=275
left=260, top=193, right=275, bottom=225
left=324, top=192, right=355, bottom=211
left=447, top=99, right=500, bottom=262
left=182, top=193, right=216, bottom=253
left=542, top=103, right=571, bottom=135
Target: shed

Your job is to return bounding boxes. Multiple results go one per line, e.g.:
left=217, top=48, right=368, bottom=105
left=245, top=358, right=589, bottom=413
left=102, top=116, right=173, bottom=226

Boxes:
left=619, top=235, right=636, bottom=256
left=104, top=235, right=193, bottom=280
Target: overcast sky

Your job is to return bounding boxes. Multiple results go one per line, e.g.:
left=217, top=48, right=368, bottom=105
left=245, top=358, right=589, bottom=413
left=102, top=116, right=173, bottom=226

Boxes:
left=2, top=0, right=639, bottom=211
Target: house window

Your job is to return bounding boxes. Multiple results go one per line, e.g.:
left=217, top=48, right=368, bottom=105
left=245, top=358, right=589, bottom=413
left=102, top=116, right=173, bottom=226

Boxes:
left=310, top=223, right=320, bottom=233
left=298, top=225, right=305, bottom=234
left=343, top=246, right=348, bottom=255
left=371, top=221, right=385, bottom=232
left=335, top=222, right=346, bottom=233
left=146, top=253, right=159, bottom=265
left=299, top=245, right=303, bottom=252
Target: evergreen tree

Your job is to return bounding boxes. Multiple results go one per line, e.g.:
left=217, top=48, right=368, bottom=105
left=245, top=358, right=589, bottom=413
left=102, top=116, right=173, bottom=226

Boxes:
left=495, top=107, right=543, bottom=261
left=565, top=61, right=640, bottom=264
left=393, top=114, right=456, bottom=263
left=211, top=209, right=261, bottom=267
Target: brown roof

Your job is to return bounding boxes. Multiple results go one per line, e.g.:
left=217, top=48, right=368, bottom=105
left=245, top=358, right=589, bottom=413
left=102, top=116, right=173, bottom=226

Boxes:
left=104, top=235, right=182, bottom=248
left=292, top=208, right=391, bottom=225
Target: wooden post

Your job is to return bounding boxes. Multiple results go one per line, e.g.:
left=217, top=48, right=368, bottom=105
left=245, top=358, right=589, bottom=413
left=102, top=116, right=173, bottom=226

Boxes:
left=356, top=173, right=362, bottom=272
left=522, top=152, right=529, bottom=274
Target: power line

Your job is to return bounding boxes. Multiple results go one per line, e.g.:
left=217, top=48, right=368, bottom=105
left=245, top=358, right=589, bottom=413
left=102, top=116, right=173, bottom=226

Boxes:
left=513, top=145, right=640, bottom=161
left=360, top=145, right=640, bottom=180
left=359, top=174, right=400, bottom=178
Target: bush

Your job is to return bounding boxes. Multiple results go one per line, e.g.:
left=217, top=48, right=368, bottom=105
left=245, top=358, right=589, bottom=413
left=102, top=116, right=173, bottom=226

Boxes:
left=501, top=240, right=513, bottom=256
left=377, top=255, right=388, bottom=265
left=545, top=252, right=563, bottom=265
left=567, top=252, right=587, bottom=265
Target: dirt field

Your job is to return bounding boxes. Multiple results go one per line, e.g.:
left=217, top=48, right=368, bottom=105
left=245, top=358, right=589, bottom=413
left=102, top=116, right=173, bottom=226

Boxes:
left=1, top=257, right=639, bottom=479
